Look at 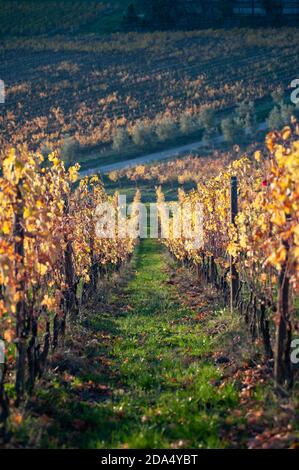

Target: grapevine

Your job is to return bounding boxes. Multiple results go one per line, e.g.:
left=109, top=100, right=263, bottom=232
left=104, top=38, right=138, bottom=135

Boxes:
left=0, top=146, right=138, bottom=418
left=157, top=123, right=299, bottom=388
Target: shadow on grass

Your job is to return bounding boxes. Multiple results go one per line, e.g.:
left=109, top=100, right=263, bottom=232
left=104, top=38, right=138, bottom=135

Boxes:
left=19, top=240, right=239, bottom=449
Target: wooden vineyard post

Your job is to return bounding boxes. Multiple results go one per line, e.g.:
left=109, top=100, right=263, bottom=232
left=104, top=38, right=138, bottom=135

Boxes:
left=230, top=176, right=239, bottom=315
left=14, top=181, right=26, bottom=405
left=274, top=240, right=293, bottom=389
left=63, top=195, right=77, bottom=321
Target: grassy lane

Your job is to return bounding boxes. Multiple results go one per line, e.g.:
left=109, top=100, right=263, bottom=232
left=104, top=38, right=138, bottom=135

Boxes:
left=102, top=239, right=239, bottom=449
left=11, top=239, right=299, bottom=449
left=25, top=239, right=239, bottom=449
left=77, top=239, right=237, bottom=449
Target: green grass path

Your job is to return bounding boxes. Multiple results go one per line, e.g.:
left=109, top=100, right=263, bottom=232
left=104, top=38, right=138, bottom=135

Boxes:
left=38, top=239, right=238, bottom=449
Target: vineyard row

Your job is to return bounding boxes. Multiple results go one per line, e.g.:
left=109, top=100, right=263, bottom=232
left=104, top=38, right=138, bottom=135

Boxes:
left=157, top=124, right=299, bottom=389
left=0, top=147, right=140, bottom=433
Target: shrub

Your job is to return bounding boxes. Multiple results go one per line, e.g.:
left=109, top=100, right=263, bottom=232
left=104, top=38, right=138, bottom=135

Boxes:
left=221, top=117, right=243, bottom=144
left=60, top=135, right=79, bottom=165
left=112, top=127, right=130, bottom=152
left=267, top=103, right=296, bottom=131
left=132, top=122, right=155, bottom=148
left=155, top=117, right=177, bottom=142
left=236, top=100, right=257, bottom=137
left=179, top=114, right=197, bottom=136
left=267, top=106, right=284, bottom=130
left=199, top=108, right=216, bottom=131
left=271, top=88, right=285, bottom=106
left=280, top=104, right=295, bottom=125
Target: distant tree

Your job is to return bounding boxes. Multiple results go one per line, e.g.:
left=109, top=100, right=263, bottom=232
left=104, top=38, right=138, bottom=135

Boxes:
left=280, top=104, right=295, bottom=125
left=60, top=135, right=79, bottom=166
left=127, top=3, right=138, bottom=19
left=220, top=100, right=257, bottom=144
left=261, top=0, right=282, bottom=14
left=217, top=0, right=235, bottom=19
left=123, top=3, right=139, bottom=26
left=112, top=127, right=130, bottom=152
left=267, top=106, right=284, bottom=130
left=155, top=117, right=177, bottom=142
left=267, top=103, right=295, bottom=130
left=271, top=88, right=285, bottom=106
left=132, top=122, right=155, bottom=148
left=142, top=0, right=169, bottom=25
left=267, top=86, right=296, bottom=130
left=199, top=108, right=215, bottom=130
left=179, top=114, right=197, bottom=135
left=236, top=100, right=257, bottom=136
left=138, top=0, right=180, bottom=28
left=198, top=108, right=217, bottom=139
left=198, top=108, right=217, bottom=143
left=221, top=117, right=243, bottom=144
left=261, top=0, right=283, bottom=23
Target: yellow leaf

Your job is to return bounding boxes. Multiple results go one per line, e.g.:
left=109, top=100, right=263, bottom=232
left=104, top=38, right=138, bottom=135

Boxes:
left=41, top=295, right=56, bottom=311
left=294, top=225, right=299, bottom=246
left=254, top=151, right=262, bottom=162
left=68, top=165, right=79, bottom=183
left=282, top=126, right=291, bottom=141
left=1, top=221, right=11, bottom=235
left=4, top=328, right=14, bottom=343
left=37, top=263, right=48, bottom=276
left=24, top=207, right=31, bottom=219
left=271, top=210, right=286, bottom=227
left=267, top=246, right=287, bottom=269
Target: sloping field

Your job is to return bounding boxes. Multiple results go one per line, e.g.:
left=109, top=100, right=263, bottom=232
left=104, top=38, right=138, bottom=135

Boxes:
left=0, top=1, right=131, bottom=36
left=1, top=28, right=298, bottom=159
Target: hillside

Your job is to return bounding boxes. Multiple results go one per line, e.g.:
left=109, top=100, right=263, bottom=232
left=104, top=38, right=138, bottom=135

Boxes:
left=1, top=28, right=299, bottom=172
left=0, top=0, right=132, bottom=37
left=3, top=1, right=299, bottom=38
left=1, top=0, right=299, bottom=455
